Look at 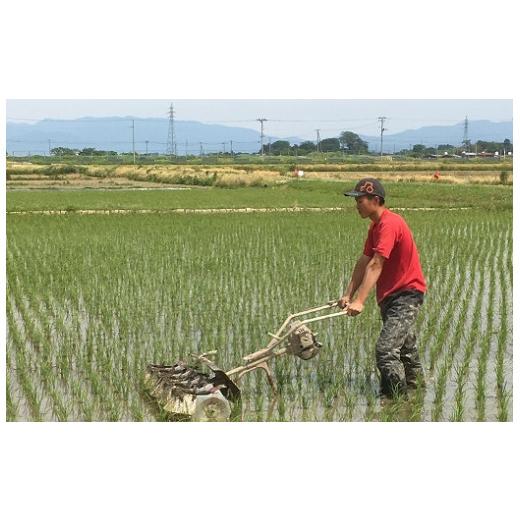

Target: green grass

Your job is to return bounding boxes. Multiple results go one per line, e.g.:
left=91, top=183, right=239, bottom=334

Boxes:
left=6, top=180, right=513, bottom=212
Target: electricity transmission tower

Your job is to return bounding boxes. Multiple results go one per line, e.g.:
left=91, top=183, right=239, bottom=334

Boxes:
left=166, top=103, right=176, bottom=159
left=257, top=118, right=267, bottom=155
left=131, top=119, right=136, bottom=164
left=462, top=115, right=470, bottom=152
left=378, top=117, right=387, bottom=157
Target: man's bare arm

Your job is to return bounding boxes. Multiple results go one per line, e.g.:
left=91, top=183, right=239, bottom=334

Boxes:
left=355, top=253, right=385, bottom=304
left=338, top=254, right=372, bottom=307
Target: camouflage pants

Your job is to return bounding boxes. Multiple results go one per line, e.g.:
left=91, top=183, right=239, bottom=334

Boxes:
left=376, top=290, right=424, bottom=397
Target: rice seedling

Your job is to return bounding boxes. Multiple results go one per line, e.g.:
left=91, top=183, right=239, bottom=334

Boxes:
left=6, top=372, right=19, bottom=421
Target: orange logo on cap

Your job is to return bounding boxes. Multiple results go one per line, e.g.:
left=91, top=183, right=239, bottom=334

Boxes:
left=360, top=181, right=374, bottom=193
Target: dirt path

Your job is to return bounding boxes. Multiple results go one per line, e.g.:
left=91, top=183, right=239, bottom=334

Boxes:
left=7, top=206, right=472, bottom=215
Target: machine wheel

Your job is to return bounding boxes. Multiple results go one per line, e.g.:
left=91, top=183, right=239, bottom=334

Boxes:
left=192, top=392, right=231, bottom=421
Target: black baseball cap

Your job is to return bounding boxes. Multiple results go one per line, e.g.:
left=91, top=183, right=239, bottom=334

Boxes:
left=344, top=178, right=385, bottom=200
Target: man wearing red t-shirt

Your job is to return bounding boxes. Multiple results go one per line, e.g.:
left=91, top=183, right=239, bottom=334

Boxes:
left=339, top=178, right=427, bottom=399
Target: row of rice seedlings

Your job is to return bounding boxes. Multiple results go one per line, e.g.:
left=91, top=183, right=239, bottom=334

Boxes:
left=424, top=254, right=466, bottom=391
left=6, top=369, right=20, bottom=421
left=474, top=251, right=497, bottom=421
left=450, top=248, right=489, bottom=421
left=75, top=244, right=138, bottom=419
left=425, top=239, right=467, bottom=371
left=417, top=248, right=457, bottom=367
left=11, top=269, right=59, bottom=409
left=7, top=301, right=43, bottom=421
left=437, top=246, right=483, bottom=418
left=408, top=381, right=427, bottom=421
left=5, top=346, right=21, bottom=421
left=495, top=234, right=512, bottom=421
left=13, top=278, right=73, bottom=420
left=5, top=291, right=31, bottom=421
left=62, top=295, right=103, bottom=421
left=431, top=245, right=482, bottom=421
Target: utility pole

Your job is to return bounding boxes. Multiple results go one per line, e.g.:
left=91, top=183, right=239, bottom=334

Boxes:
left=131, top=119, right=136, bottom=164
left=199, top=142, right=204, bottom=157
left=378, top=116, right=387, bottom=157
left=230, top=140, right=233, bottom=156
left=257, top=118, right=267, bottom=155
left=145, top=140, right=149, bottom=155
left=166, top=103, right=176, bottom=159
left=315, top=129, right=321, bottom=152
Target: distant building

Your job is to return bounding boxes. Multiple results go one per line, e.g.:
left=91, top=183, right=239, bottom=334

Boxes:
left=427, top=153, right=462, bottom=159
left=461, top=151, right=508, bottom=159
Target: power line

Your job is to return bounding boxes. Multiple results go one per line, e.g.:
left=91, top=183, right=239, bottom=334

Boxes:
left=7, top=134, right=507, bottom=149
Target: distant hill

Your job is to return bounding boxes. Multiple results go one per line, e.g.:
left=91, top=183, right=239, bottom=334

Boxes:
left=360, top=120, right=513, bottom=153
left=6, top=116, right=512, bottom=155
left=6, top=116, right=300, bottom=155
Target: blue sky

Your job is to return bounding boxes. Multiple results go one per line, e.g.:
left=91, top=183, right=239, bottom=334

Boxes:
left=6, top=99, right=512, bottom=138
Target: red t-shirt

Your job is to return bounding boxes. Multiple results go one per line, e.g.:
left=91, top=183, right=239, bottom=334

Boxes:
left=363, top=208, right=427, bottom=304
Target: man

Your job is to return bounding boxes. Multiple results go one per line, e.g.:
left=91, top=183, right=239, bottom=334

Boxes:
left=338, top=178, right=427, bottom=399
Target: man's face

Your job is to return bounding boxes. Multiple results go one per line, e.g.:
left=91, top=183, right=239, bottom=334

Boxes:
left=355, top=195, right=379, bottom=218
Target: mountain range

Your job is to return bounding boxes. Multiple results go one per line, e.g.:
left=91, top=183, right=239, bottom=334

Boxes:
left=359, top=120, right=513, bottom=152
left=6, top=117, right=512, bottom=155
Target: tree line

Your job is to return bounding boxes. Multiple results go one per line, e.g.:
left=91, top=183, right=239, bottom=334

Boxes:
left=48, top=135, right=512, bottom=158
left=398, top=139, right=512, bottom=157
left=262, top=131, right=368, bottom=155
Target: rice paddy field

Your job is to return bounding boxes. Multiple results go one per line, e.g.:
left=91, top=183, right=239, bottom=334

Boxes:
left=5, top=182, right=513, bottom=421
